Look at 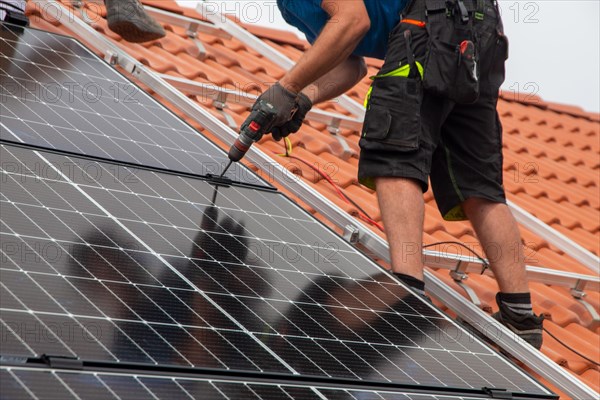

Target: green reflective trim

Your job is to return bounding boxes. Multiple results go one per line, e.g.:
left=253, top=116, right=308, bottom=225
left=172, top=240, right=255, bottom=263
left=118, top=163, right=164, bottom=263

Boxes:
left=364, top=86, right=373, bottom=109
left=371, top=61, right=424, bottom=80
left=475, top=11, right=484, bottom=20
left=444, top=204, right=468, bottom=221
left=364, top=62, right=424, bottom=109
left=359, top=176, right=377, bottom=191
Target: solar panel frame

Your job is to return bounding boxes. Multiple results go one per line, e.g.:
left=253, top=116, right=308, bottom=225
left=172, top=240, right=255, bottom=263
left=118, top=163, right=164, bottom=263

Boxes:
left=0, top=23, right=270, bottom=189
left=0, top=143, right=554, bottom=398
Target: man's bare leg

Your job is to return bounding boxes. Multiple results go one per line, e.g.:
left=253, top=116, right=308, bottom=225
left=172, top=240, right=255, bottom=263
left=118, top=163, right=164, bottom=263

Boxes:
left=463, top=197, right=543, bottom=349
left=462, top=198, right=529, bottom=293
left=375, top=177, right=425, bottom=280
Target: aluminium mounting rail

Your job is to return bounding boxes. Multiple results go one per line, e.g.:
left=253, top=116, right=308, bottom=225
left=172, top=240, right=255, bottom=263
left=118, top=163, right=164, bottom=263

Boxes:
left=31, top=2, right=598, bottom=398
left=508, top=201, right=599, bottom=275
left=160, top=74, right=364, bottom=132
left=191, top=1, right=600, bottom=275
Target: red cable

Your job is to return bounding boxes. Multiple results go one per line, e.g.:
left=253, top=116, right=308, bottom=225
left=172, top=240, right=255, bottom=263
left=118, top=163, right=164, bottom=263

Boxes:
left=282, top=154, right=384, bottom=232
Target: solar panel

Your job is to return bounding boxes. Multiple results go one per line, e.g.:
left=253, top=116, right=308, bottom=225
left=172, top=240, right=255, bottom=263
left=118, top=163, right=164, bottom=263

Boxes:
left=0, top=24, right=267, bottom=188
left=0, top=143, right=554, bottom=399
left=0, top=366, right=497, bottom=400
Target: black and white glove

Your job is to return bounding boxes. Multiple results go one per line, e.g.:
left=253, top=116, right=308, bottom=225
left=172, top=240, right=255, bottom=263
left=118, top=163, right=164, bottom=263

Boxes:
left=272, top=92, right=313, bottom=141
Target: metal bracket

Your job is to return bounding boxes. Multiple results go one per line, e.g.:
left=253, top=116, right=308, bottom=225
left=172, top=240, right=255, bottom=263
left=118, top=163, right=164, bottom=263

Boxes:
left=213, top=92, right=237, bottom=130
left=571, top=281, right=600, bottom=330
left=343, top=225, right=360, bottom=244
left=104, top=50, right=139, bottom=76
left=570, top=279, right=587, bottom=299
left=104, top=50, right=118, bottom=65
left=186, top=23, right=208, bottom=60
left=327, top=118, right=353, bottom=161
left=576, top=298, right=600, bottom=331
left=450, top=261, right=482, bottom=308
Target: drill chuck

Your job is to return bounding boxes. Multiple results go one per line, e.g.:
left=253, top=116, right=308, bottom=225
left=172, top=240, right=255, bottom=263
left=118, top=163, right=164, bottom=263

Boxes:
left=228, top=130, right=255, bottom=162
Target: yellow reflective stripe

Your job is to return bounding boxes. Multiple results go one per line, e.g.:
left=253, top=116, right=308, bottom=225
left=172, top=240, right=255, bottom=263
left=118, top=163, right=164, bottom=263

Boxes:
left=374, top=64, right=410, bottom=78
left=370, top=61, right=424, bottom=80
left=364, top=86, right=373, bottom=109
left=364, top=62, right=424, bottom=109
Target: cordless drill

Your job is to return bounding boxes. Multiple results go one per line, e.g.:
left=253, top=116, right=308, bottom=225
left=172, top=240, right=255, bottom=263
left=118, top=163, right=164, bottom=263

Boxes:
left=220, top=100, right=279, bottom=177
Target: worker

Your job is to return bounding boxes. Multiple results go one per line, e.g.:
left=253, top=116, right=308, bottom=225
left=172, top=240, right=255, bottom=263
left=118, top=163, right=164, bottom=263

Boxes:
left=242, top=0, right=544, bottom=349
left=0, top=0, right=165, bottom=43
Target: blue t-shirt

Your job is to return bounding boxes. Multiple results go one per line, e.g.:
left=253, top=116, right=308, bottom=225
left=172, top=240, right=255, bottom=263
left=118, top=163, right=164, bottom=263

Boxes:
left=277, top=0, right=409, bottom=60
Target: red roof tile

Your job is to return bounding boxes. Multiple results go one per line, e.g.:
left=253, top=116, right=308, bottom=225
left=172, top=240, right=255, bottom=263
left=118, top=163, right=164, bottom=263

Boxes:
left=26, top=1, right=600, bottom=397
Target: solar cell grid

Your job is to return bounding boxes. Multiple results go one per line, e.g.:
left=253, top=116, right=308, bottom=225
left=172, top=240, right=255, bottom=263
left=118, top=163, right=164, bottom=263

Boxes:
left=0, top=24, right=266, bottom=187
left=0, top=143, right=551, bottom=397
left=0, top=366, right=504, bottom=400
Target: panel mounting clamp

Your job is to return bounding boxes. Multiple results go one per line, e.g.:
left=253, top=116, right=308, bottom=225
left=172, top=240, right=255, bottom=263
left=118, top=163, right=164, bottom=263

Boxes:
left=40, top=354, right=83, bottom=370
left=343, top=225, right=360, bottom=244
left=483, top=387, right=513, bottom=399
left=104, top=50, right=118, bottom=65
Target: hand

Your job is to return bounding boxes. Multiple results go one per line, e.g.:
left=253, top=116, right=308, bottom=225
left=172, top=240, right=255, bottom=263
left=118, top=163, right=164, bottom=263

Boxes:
left=272, top=92, right=313, bottom=141
left=253, top=82, right=299, bottom=130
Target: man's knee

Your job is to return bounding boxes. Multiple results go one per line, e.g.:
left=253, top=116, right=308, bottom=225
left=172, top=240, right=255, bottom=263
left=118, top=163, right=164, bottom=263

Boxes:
left=375, top=176, right=423, bottom=193
left=462, top=197, right=508, bottom=217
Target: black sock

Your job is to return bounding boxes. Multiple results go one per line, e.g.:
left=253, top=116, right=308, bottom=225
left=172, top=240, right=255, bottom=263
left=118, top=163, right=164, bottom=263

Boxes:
left=498, top=292, right=534, bottom=315
left=394, top=272, right=426, bottom=296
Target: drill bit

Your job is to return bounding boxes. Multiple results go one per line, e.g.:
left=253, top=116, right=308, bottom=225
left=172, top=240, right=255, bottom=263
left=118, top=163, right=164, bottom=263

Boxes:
left=219, top=160, right=233, bottom=179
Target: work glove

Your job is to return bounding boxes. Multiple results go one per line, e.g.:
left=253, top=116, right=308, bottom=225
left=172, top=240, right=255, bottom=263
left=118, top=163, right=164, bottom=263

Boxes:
left=251, top=82, right=298, bottom=135
left=272, top=92, right=313, bottom=141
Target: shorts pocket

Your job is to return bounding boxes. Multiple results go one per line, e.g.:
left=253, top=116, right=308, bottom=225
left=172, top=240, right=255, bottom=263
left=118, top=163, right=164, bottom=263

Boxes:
left=424, top=38, right=480, bottom=104
left=360, top=76, right=422, bottom=151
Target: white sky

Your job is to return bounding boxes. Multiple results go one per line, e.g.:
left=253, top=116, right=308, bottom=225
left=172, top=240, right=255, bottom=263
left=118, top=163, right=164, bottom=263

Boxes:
left=178, top=1, right=600, bottom=113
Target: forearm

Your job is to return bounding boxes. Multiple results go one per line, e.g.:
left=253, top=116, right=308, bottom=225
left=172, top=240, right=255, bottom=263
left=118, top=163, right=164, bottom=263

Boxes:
left=279, top=8, right=369, bottom=93
left=302, top=55, right=368, bottom=104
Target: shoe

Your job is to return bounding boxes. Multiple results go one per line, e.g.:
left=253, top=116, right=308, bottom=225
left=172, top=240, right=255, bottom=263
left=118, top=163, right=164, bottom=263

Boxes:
left=105, top=0, right=165, bottom=43
left=1, top=0, right=29, bottom=27
left=492, top=293, right=544, bottom=350
left=1, top=9, right=29, bottom=26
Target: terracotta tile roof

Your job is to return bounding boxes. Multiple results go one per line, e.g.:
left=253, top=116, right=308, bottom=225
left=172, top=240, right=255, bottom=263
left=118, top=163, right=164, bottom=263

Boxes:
left=25, top=1, right=600, bottom=397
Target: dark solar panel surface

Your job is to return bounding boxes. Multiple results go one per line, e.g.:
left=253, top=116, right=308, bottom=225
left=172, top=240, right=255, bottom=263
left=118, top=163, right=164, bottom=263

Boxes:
left=0, top=24, right=555, bottom=399
left=0, top=24, right=266, bottom=187
left=0, top=366, right=495, bottom=400
left=0, top=144, right=551, bottom=397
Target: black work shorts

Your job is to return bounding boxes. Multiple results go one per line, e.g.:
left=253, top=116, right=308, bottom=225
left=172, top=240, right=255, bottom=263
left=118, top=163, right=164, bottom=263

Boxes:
left=358, top=0, right=508, bottom=221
